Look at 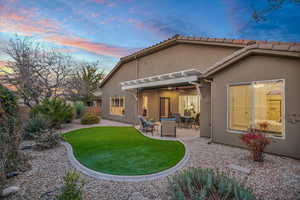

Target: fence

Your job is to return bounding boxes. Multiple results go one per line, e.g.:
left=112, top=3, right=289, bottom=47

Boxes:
left=85, top=106, right=101, bottom=116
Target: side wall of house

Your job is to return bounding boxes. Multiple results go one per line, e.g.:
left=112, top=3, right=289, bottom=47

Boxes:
left=101, top=43, right=239, bottom=125
left=101, top=60, right=138, bottom=124
left=211, top=54, right=300, bottom=159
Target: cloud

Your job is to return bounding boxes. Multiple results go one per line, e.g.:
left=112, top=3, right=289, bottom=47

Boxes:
left=222, top=0, right=300, bottom=42
left=0, top=5, right=61, bottom=36
left=128, top=17, right=210, bottom=38
left=0, top=3, right=137, bottom=57
left=44, top=35, right=137, bottom=57
left=88, top=0, right=117, bottom=7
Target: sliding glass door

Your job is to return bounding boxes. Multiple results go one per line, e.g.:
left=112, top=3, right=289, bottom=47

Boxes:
left=179, top=95, right=200, bottom=117
left=228, top=79, right=284, bottom=137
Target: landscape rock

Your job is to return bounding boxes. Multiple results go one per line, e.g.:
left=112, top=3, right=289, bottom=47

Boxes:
left=1, top=186, right=20, bottom=197
left=128, top=192, right=150, bottom=200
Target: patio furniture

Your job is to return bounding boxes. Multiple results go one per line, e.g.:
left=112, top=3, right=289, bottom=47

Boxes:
left=193, top=113, right=200, bottom=129
left=161, top=118, right=176, bottom=137
left=181, top=116, right=194, bottom=128
left=172, top=113, right=183, bottom=127
left=139, top=116, right=157, bottom=135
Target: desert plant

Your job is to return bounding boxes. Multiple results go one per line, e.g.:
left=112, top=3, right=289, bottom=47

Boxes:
left=168, top=167, right=255, bottom=200
left=74, top=102, right=86, bottom=119
left=31, top=98, right=74, bottom=128
left=0, top=84, right=30, bottom=191
left=55, top=170, right=85, bottom=200
left=23, top=114, right=50, bottom=139
left=240, top=128, right=271, bottom=162
left=33, top=130, right=61, bottom=151
left=80, top=113, right=100, bottom=125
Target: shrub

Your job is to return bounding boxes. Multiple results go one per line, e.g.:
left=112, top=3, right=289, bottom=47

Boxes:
left=168, top=168, right=255, bottom=200
left=80, top=113, right=100, bottom=125
left=55, top=170, right=85, bottom=200
left=31, top=98, right=74, bottom=128
left=33, top=131, right=61, bottom=151
left=240, top=128, right=271, bottom=162
left=74, top=102, right=86, bottom=119
left=23, top=114, right=50, bottom=139
left=0, top=84, right=30, bottom=191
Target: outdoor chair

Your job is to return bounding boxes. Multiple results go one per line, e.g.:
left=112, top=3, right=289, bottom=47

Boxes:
left=172, top=113, right=183, bottom=128
left=161, top=119, right=176, bottom=137
left=193, top=113, right=200, bottom=129
left=139, top=116, right=156, bottom=135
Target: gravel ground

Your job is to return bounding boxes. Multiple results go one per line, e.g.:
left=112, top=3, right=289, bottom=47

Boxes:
left=2, top=122, right=300, bottom=200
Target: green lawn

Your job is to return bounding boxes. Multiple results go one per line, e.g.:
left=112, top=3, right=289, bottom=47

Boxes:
left=63, top=127, right=185, bottom=175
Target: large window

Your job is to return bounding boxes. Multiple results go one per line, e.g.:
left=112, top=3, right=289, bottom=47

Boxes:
left=179, top=95, right=200, bottom=117
left=228, top=80, right=284, bottom=138
left=110, top=96, right=125, bottom=116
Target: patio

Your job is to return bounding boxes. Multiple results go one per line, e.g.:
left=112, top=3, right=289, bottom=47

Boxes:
left=137, top=122, right=200, bottom=140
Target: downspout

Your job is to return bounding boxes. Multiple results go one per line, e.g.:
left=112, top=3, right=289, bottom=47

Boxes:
left=135, top=56, right=139, bottom=124
left=206, top=79, right=214, bottom=144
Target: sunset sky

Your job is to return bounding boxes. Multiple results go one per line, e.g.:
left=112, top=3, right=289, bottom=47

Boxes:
left=0, top=0, right=299, bottom=72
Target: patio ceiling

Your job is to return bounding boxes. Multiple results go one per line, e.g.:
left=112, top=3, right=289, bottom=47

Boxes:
left=121, top=69, right=202, bottom=90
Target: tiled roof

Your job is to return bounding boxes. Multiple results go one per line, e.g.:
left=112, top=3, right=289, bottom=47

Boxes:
left=203, top=43, right=300, bottom=76
left=100, top=35, right=300, bottom=87
left=121, top=34, right=300, bottom=61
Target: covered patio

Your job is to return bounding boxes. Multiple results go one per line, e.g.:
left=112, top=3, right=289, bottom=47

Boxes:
left=121, top=69, right=205, bottom=138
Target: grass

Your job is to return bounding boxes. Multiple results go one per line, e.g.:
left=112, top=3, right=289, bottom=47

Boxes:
left=63, top=127, right=185, bottom=175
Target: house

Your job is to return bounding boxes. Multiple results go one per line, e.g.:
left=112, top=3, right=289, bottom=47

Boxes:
left=99, top=35, right=300, bottom=159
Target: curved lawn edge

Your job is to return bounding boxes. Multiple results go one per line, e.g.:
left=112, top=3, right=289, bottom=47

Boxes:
left=61, top=126, right=189, bottom=182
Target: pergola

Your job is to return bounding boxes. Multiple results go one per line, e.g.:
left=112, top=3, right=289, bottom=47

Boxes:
left=120, top=69, right=202, bottom=90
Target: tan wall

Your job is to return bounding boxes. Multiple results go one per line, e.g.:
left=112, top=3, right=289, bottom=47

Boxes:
left=138, top=43, right=239, bottom=78
left=101, top=60, right=138, bottom=124
left=200, top=83, right=211, bottom=137
left=211, top=54, right=300, bottom=159
left=101, top=43, right=239, bottom=124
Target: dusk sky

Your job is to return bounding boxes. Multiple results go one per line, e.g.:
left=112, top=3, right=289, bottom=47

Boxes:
left=0, top=0, right=299, bottom=71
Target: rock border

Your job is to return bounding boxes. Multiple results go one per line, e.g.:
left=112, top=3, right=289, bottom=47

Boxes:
left=61, top=127, right=190, bottom=182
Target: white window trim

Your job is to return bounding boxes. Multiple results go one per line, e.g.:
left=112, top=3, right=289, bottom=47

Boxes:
left=110, top=96, right=125, bottom=116
left=226, top=79, right=285, bottom=139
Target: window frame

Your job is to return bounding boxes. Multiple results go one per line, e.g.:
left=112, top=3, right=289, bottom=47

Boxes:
left=227, top=79, right=285, bottom=139
left=110, top=96, right=125, bottom=116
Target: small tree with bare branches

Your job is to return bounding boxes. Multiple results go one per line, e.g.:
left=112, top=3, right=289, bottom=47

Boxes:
left=1, top=36, right=74, bottom=108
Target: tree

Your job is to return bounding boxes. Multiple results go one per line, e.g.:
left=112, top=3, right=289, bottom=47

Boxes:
left=1, top=36, right=73, bottom=108
left=252, top=0, right=300, bottom=22
left=66, top=61, right=104, bottom=105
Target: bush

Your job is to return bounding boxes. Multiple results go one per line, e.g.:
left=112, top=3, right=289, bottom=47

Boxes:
left=55, top=171, right=85, bottom=200
left=0, top=84, right=30, bottom=191
left=33, top=131, right=61, bottom=150
left=168, top=168, right=255, bottom=200
left=80, top=113, right=100, bottom=125
left=74, top=102, right=86, bottom=119
left=31, top=98, right=74, bottom=128
left=23, top=114, right=50, bottom=139
left=240, top=128, right=271, bottom=162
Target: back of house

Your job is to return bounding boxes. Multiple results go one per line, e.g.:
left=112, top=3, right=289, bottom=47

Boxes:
left=99, top=35, right=300, bottom=159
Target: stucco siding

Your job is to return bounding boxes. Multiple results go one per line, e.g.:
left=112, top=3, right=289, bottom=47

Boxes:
left=101, top=43, right=239, bottom=124
left=101, top=60, right=138, bottom=124
left=211, top=54, right=300, bottom=158
left=138, top=43, right=239, bottom=78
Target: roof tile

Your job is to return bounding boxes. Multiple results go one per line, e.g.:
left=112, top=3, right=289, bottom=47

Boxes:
left=258, top=43, right=273, bottom=50
left=289, top=45, right=300, bottom=52
left=272, top=44, right=291, bottom=51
